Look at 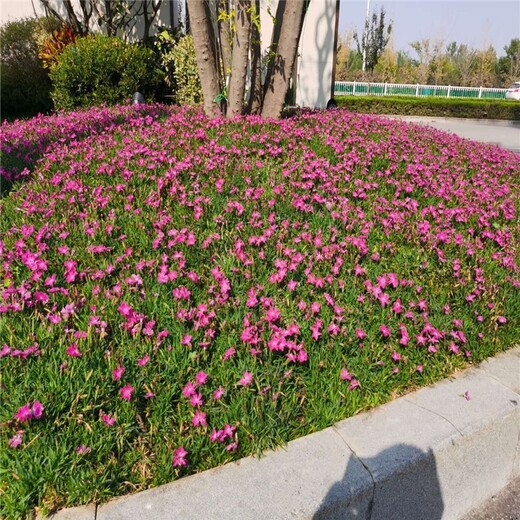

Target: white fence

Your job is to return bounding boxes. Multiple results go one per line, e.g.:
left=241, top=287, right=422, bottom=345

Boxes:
left=334, top=81, right=508, bottom=100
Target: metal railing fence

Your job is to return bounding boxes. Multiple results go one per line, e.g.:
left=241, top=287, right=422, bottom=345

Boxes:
left=334, top=81, right=508, bottom=100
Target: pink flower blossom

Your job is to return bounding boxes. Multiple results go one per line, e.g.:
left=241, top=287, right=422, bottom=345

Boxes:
left=213, top=386, right=225, bottom=400
left=120, top=384, right=134, bottom=401
left=173, top=446, right=188, bottom=467
left=195, top=371, right=208, bottom=385
left=112, top=365, right=125, bottom=381
left=9, top=431, right=24, bottom=448
left=192, top=410, right=207, bottom=427
left=14, top=404, right=32, bottom=422
left=32, top=401, right=44, bottom=419
left=379, top=324, right=391, bottom=338
left=102, top=413, right=116, bottom=426
left=66, top=343, right=81, bottom=357
left=238, top=371, right=253, bottom=386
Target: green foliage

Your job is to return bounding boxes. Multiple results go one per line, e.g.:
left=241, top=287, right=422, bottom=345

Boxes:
left=0, top=18, right=53, bottom=119
left=336, top=96, right=520, bottom=120
left=49, top=35, right=162, bottom=110
left=38, top=24, right=77, bottom=70
left=156, top=32, right=202, bottom=106
left=354, top=7, right=392, bottom=73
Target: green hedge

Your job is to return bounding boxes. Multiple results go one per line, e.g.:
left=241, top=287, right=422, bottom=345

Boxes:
left=50, top=35, right=162, bottom=110
left=336, top=96, right=520, bottom=120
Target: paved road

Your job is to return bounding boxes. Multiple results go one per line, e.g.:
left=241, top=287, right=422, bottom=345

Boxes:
left=387, top=115, right=520, bottom=153
left=462, top=477, right=520, bottom=520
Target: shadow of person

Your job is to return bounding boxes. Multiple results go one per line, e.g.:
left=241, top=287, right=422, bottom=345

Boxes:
left=313, top=444, right=444, bottom=520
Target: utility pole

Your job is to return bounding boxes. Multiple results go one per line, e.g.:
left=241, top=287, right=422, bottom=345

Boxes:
left=362, top=0, right=370, bottom=72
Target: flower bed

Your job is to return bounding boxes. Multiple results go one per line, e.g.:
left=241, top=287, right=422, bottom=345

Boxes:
left=1, top=105, right=519, bottom=517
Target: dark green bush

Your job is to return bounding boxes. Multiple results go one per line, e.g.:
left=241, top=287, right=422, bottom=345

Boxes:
left=50, top=35, right=162, bottom=110
left=0, top=18, right=53, bottom=119
left=336, top=96, right=520, bottom=120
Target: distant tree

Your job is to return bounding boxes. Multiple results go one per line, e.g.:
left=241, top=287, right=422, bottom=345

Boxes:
left=497, top=38, right=520, bottom=84
left=446, top=42, right=477, bottom=85
left=354, top=7, right=392, bottom=74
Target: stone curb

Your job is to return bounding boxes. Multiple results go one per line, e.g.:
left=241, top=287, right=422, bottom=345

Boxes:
left=48, top=347, right=520, bottom=520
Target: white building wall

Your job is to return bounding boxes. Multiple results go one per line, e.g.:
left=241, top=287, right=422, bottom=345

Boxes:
left=295, top=0, right=338, bottom=109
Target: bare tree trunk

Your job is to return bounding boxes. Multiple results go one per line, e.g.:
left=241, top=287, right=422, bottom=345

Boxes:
left=186, top=0, right=222, bottom=118
left=262, top=0, right=307, bottom=119
left=218, top=0, right=232, bottom=78
left=227, top=0, right=251, bottom=117
left=246, top=0, right=262, bottom=114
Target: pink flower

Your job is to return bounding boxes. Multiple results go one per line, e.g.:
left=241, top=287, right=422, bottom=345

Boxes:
left=118, top=301, right=133, bottom=317
left=101, top=413, right=116, bottom=426
left=223, top=347, right=236, bottom=361
left=9, top=431, right=24, bottom=448
left=76, top=444, right=91, bottom=455
left=238, top=371, right=253, bottom=386
left=183, top=381, right=196, bottom=397
left=379, top=324, right=391, bottom=338
left=416, top=364, right=424, bottom=373
left=311, top=302, right=321, bottom=314
left=190, top=392, right=203, bottom=407
left=391, top=351, right=401, bottom=362
left=32, top=401, right=44, bottom=419
left=112, top=365, right=125, bottom=381
left=348, top=379, right=360, bottom=391
left=497, top=316, right=507, bottom=324
left=14, top=404, right=33, bottom=422
left=192, top=410, right=207, bottom=427
left=213, top=386, right=225, bottom=400
left=120, top=384, right=134, bottom=401
left=355, top=328, right=367, bottom=340
left=392, top=299, right=403, bottom=314
left=195, top=371, right=208, bottom=385
left=173, top=446, right=188, bottom=467
left=66, top=343, right=82, bottom=357
left=265, top=308, right=280, bottom=323
left=340, top=367, right=352, bottom=381
left=137, top=354, right=150, bottom=366
left=464, top=390, right=471, bottom=401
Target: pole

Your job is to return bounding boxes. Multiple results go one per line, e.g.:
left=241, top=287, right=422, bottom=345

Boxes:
left=362, top=0, right=370, bottom=72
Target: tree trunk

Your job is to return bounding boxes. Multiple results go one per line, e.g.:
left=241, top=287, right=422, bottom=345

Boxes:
left=186, top=0, right=222, bottom=118
left=262, top=0, right=307, bottom=119
left=218, top=0, right=232, bottom=78
left=227, top=0, right=252, bottom=117
left=246, top=0, right=262, bottom=114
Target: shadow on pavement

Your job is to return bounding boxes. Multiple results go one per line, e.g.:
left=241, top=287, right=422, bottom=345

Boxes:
left=313, top=444, right=444, bottom=520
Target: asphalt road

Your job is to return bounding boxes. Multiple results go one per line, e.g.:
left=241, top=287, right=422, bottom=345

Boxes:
left=462, top=477, right=520, bottom=520
left=387, top=115, right=520, bottom=153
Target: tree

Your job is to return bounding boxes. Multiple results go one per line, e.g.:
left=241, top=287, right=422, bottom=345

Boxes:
left=38, top=0, right=163, bottom=41
left=497, top=38, right=520, bottom=85
left=354, top=6, right=392, bottom=74
left=186, top=0, right=308, bottom=119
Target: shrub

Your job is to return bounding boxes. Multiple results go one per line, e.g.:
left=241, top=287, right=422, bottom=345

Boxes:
left=0, top=18, right=53, bottom=119
left=155, top=32, right=202, bottom=106
left=50, top=35, right=162, bottom=110
left=38, top=24, right=77, bottom=70
left=336, top=96, right=520, bottom=120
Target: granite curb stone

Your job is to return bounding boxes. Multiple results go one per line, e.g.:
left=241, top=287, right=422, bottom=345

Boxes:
left=47, top=347, right=520, bottom=520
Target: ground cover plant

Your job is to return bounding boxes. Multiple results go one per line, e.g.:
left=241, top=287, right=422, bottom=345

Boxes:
left=1, top=105, right=519, bottom=518
left=336, top=95, right=520, bottom=120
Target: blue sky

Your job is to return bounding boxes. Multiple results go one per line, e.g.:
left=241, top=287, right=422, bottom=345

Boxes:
left=338, top=0, right=520, bottom=57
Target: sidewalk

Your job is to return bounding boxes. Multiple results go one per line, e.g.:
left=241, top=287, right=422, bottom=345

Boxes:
left=49, top=347, right=520, bottom=520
